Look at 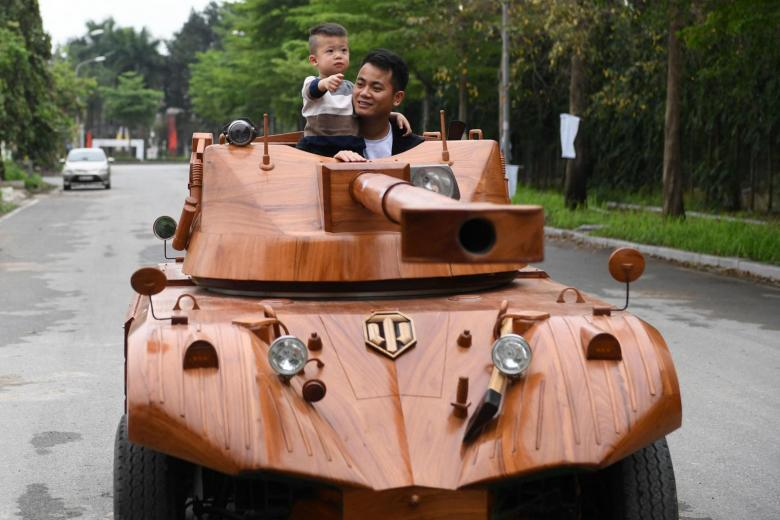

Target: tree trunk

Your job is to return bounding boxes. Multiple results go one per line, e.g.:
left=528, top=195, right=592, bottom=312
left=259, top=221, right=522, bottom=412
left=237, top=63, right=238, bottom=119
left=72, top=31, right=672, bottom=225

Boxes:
left=458, top=72, right=468, bottom=125
left=413, top=70, right=433, bottom=133
left=422, top=88, right=431, bottom=133
left=768, top=133, right=773, bottom=212
left=564, top=51, right=588, bottom=209
left=662, top=5, right=685, bottom=218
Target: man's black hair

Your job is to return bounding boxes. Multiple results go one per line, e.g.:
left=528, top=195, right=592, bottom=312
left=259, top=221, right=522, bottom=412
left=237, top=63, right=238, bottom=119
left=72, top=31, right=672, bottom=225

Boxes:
left=308, top=23, right=347, bottom=54
left=361, top=49, right=409, bottom=92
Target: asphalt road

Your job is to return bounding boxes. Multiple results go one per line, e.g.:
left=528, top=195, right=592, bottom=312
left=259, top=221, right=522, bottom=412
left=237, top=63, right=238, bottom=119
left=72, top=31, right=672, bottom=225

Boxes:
left=0, top=164, right=778, bottom=519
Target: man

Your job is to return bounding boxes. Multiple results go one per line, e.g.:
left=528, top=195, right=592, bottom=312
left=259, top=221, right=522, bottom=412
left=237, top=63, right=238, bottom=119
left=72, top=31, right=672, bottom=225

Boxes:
left=298, top=49, right=424, bottom=160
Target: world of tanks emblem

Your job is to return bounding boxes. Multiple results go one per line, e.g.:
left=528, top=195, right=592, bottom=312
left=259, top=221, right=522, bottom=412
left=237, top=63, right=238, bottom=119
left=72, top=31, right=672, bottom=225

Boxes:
left=363, top=311, right=417, bottom=359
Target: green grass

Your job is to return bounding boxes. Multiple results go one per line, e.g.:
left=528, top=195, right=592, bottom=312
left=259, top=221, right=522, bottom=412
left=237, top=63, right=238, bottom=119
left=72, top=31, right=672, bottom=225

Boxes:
left=2, top=160, right=52, bottom=191
left=514, top=185, right=780, bottom=266
left=0, top=197, right=15, bottom=214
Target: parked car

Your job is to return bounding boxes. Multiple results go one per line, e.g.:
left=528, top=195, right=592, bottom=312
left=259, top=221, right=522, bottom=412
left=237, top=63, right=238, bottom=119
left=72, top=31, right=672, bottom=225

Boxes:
left=62, top=148, right=112, bottom=190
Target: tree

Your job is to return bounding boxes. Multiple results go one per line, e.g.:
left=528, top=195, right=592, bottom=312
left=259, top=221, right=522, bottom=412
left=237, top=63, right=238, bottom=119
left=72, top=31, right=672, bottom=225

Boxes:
left=102, top=72, right=163, bottom=136
left=49, top=60, right=97, bottom=148
left=67, top=19, right=165, bottom=89
left=164, top=3, right=222, bottom=112
left=0, top=0, right=57, bottom=178
left=662, top=2, right=685, bottom=218
left=190, top=0, right=309, bottom=130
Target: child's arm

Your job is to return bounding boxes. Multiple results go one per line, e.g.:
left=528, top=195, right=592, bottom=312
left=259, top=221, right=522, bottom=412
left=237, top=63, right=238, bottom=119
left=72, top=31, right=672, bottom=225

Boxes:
left=318, top=73, right=344, bottom=93
left=390, top=112, right=412, bottom=136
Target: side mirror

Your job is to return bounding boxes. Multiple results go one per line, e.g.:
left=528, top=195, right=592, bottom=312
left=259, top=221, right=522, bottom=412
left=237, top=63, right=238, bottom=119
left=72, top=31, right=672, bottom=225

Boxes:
left=108, top=157, right=115, bottom=163
left=59, top=158, right=66, bottom=164
left=606, top=248, right=645, bottom=312
left=608, top=247, right=645, bottom=283
left=153, top=216, right=177, bottom=240
left=130, top=267, right=166, bottom=296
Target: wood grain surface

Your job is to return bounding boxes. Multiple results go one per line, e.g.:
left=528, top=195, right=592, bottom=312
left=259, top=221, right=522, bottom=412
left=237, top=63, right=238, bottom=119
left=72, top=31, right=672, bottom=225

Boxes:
left=126, top=263, right=682, bottom=491
left=181, top=139, right=540, bottom=282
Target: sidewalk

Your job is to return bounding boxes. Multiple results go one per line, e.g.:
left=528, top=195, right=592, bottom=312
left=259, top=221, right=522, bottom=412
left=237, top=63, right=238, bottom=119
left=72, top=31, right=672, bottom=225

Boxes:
left=546, top=226, right=780, bottom=285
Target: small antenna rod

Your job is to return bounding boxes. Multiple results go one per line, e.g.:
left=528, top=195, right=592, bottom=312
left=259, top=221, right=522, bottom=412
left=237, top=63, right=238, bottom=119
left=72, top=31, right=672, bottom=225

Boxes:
left=260, top=113, right=274, bottom=171
left=439, top=110, right=450, bottom=164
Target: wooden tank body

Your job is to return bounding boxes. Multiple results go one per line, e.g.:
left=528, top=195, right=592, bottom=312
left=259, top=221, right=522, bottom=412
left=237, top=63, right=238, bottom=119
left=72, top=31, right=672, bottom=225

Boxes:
left=125, top=264, right=681, bottom=490
left=123, top=132, right=681, bottom=515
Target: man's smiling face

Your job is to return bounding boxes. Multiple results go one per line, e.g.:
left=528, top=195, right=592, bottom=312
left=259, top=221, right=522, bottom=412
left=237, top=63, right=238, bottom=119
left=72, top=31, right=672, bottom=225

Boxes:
left=353, top=63, right=405, bottom=120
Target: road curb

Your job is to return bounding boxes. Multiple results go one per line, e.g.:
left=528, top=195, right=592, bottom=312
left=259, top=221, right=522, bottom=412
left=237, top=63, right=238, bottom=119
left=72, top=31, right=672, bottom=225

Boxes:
left=0, top=197, right=39, bottom=224
left=545, top=226, right=780, bottom=284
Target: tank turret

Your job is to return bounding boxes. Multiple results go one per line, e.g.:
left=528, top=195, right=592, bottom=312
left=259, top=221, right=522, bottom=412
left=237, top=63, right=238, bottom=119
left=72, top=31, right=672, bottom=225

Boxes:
left=172, top=130, right=544, bottom=295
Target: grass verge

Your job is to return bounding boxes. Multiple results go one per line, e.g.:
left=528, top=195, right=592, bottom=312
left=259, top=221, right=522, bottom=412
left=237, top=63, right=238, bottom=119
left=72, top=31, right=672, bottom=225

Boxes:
left=514, top=185, right=780, bottom=266
left=0, top=198, right=15, bottom=214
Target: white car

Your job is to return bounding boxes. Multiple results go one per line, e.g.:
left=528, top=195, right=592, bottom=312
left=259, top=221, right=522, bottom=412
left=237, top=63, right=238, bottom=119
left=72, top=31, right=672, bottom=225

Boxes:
left=62, top=148, right=112, bottom=190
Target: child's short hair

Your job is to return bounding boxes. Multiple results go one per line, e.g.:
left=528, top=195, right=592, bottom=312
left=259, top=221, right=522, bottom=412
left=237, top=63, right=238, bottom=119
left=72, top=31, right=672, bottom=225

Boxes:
left=308, top=23, right=348, bottom=54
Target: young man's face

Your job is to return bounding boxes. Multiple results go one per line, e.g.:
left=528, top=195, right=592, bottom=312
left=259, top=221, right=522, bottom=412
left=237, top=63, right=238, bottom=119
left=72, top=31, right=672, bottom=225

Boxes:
left=353, top=63, right=405, bottom=120
left=309, top=35, right=349, bottom=76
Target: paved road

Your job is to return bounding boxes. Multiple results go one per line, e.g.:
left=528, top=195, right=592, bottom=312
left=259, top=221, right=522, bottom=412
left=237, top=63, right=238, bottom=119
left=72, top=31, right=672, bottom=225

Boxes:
left=0, top=164, right=778, bottom=519
left=543, top=240, right=780, bottom=520
left=0, top=165, right=189, bottom=519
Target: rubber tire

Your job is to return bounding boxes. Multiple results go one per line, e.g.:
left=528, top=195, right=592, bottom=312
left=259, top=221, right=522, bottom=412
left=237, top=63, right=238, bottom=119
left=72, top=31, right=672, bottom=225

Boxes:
left=104, top=182, right=111, bottom=190
left=113, top=415, right=186, bottom=520
left=63, top=183, right=71, bottom=191
left=599, top=437, right=679, bottom=520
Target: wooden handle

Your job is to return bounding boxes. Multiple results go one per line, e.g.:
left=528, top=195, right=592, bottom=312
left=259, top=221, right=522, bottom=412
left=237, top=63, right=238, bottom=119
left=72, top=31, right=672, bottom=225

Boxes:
left=172, top=197, right=197, bottom=251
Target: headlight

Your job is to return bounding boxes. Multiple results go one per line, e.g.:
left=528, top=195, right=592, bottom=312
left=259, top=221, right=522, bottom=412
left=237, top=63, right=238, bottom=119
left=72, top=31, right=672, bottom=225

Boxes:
left=268, top=335, right=308, bottom=376
left=224, top=118, right=256, bottom=146
left=491, top=334, right=532, bottom=376
left=410, top=165, right=460, bottom=199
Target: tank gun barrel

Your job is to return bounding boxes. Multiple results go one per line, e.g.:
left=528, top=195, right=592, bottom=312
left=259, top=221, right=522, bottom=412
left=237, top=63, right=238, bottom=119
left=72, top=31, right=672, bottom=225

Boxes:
left=351, top=172, right=459, bottom=224
left=350, top=172, right=544, bottom=263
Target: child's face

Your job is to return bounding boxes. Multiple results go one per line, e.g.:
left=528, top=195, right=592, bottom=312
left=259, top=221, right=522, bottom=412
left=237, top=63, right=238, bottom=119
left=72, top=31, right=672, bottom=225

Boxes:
left=309, top=35, right=350, bottom=77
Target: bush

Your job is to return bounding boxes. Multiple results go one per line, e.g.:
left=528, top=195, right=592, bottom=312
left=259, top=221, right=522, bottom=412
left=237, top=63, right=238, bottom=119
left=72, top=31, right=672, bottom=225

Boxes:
left=24, top=173, right=44, bottom=190
left=3, top=160, right=28, bottom=181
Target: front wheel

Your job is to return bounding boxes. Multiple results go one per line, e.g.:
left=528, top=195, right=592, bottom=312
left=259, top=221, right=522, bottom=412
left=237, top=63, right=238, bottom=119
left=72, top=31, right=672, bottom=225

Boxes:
left=113, top=415, right=189, bottom=520
left=582, top=437, right=678, bottom=520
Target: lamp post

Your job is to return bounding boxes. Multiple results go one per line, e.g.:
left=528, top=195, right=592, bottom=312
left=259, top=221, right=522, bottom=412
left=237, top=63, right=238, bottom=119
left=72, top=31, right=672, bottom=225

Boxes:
left=499, top=0, right=511, bottom=163
left=74, top=55, right=105, bottom=147
left=75, top=55, right=106, bottom=76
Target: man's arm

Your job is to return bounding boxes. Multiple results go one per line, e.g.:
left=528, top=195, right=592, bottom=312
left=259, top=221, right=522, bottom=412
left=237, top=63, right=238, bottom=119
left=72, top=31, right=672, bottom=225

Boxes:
left=389, top=112, right=412, bottom=136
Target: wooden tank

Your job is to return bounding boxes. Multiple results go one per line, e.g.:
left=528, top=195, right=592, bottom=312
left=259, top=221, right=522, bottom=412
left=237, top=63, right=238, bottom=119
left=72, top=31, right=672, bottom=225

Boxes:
left=118, top=125, right=682, bottom=519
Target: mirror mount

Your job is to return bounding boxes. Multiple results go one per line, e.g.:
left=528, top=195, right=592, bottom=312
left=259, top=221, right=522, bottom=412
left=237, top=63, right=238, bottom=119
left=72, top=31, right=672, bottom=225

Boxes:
left=607, top=248, right=645, bottom=312
left=130, top=267, right=181, bottom=322
left=152, top=216, right=179, bottom=261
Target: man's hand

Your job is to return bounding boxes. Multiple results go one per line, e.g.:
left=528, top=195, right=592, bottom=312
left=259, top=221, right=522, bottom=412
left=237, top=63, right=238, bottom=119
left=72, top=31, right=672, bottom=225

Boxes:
left=318, top=73, right=344, bottom=93
left=334, top=150, right=366, bottom=162
left=390, top=111, right=412, bottom=136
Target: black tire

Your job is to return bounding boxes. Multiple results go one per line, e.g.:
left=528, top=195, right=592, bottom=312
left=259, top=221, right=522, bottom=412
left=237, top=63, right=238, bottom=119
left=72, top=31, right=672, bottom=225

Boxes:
left=63, top=183, right=71, bottom=191
left=583, top=437, right=678, bottom=520
left=104, top=182, right=111, bottom=190
left=113, top=415, right=189, bottom=520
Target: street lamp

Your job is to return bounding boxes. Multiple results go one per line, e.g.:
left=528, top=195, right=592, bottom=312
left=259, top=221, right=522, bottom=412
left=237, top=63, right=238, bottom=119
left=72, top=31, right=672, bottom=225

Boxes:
left=74, top=55, right=106, bottom=147
left=75, top=55, right=106, bottom=76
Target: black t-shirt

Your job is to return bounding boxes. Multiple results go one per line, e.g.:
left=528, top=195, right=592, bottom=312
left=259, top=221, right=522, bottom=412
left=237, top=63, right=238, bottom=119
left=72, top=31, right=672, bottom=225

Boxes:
left=296, top=121, right=424, bottom=158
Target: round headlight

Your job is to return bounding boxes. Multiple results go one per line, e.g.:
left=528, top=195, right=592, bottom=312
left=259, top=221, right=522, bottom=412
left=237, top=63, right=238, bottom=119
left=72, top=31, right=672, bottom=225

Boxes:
left=410, top=165, right=460, bottom=199
left=225, top=119, right=256, bottom=146
left=491, top=334, right=532, bottom=376
left=268, top=335, right=308, bottom=376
